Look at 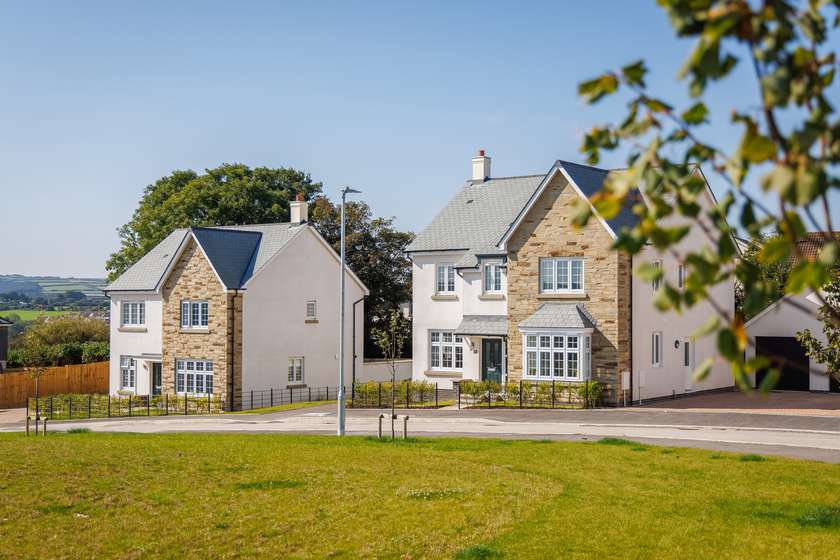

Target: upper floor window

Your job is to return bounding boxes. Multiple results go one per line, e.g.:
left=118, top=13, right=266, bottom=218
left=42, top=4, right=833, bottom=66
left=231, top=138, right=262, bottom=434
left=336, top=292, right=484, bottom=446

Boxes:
left=181, top=301, right=209, bottom=329
left=678, top=262, right=688, bottom=291
left=122, top=302, right=145, bottom=327
left=429, top=330, right=463, bottom=371
left=652, top=261, right=662, bottom=293
left=484, top=262, right=502, bottom=294
left=306, top=301, right=316, bottom=320
left=436, top=264, right=455, bottom=294
left=540, top=258, right=584, bottom=294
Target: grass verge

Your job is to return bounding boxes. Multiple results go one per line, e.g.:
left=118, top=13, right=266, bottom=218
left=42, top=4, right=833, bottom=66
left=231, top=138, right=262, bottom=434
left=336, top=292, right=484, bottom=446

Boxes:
left=1, top=434, right=839, bottom=558
left=228, top=401, right=336, bottom=415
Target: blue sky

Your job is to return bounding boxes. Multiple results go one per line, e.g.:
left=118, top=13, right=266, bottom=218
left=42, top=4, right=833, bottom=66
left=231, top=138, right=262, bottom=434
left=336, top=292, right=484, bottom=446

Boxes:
left=1, top=1, right=837, bottom=278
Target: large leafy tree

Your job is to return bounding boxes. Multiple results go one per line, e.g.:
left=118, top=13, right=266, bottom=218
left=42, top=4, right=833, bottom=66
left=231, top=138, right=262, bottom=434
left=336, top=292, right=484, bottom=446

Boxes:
left=574, top=0, right=840, bottom=392
left=106, top=164, right=322, bottom=281
left=308, top=196, right=414, bottom=360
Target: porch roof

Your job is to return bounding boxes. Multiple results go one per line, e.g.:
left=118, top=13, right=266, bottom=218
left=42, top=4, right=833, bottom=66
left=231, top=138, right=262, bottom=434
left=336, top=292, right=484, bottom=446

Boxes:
left=454, top=315, right=508, bottom=337
left=517, top=303, right=596, bottom=330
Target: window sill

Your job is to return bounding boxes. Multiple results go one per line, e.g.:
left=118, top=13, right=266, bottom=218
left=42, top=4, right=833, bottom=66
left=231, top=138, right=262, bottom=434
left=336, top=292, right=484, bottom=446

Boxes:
left=118, top=327, right=147, bottom=333
left=431, top=295, right=458, bottom=301
left=536, top=293, right=588, bottom=301
left=179, top=328, right=211, bottom=334
left=117, top=389, right=134, bottom=395
left=305, top=319, right=318, bottom=324
left=286, top=383, right=307, bottom=389
left=478, top=294, right=505, bottom=300
left=523, top=377, right=585, bottom=382
left=424, top=370, right=463, bottom=378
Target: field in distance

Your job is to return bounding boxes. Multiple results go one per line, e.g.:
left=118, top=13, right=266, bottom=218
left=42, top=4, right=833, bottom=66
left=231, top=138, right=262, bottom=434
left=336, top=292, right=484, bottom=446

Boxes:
left=0, top=274, right=107, bottom=299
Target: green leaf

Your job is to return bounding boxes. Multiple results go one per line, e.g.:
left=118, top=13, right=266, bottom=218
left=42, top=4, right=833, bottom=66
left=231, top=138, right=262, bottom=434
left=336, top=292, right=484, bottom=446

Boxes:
left=681, top=102, right=708, bottom=124
left=693, top=315, right=720, bottom=338
left=621, top=60, right=647, bottom=86
left=758, top=368, right=780, bottom=396
left=593, top=195, right=624, bottom=220
left=635, top=261, right=664, bottom=281
left=786, top=261, right=812, bottom=293
left=795, top=166, right=822, bottom=207
left=718, top=328, right=740, bottom=362
left=570, top=199, right=594, bottom=228
left=692, top=357, right=714, bottom=382
left=760, top=236, right=791, bottom=263
left=760, top=165, right=795, bottom=200
left=818, top=241, right=839, bottom=267
left=740, top=131, right=777, bottom=164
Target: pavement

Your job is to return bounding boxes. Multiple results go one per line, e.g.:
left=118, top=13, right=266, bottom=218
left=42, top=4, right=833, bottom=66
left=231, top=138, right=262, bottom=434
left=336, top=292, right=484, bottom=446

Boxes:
left=6, top=391, right=840, bottom=463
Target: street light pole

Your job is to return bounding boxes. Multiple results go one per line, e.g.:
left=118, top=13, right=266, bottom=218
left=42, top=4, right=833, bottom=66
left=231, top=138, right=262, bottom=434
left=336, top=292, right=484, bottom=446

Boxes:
left=338, top=187, right=360, bottom=436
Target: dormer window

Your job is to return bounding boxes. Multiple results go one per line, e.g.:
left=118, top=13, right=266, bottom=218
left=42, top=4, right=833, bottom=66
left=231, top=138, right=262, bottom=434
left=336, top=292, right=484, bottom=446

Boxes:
left=484, top=262, right=502, bottom=294
left=540, top=258, right=584, bottom=294
left=436, top=264, right=455, bottom=295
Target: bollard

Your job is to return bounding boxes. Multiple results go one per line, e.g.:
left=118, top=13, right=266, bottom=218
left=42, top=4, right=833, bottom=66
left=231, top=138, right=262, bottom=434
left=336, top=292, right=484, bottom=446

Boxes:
left=378, top=413, right=387, bottom=438
left=34, top=415, right=39, bottom=436
left=402, top=415, right=409, bottom=440
left=26, top=416, right=30, bottom=436
left=43, top=418, right=47, bottom=436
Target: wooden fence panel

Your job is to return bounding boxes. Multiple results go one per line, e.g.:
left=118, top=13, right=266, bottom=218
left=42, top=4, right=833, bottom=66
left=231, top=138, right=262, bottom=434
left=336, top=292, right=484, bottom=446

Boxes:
left=0, top=362, right=110, bottom=408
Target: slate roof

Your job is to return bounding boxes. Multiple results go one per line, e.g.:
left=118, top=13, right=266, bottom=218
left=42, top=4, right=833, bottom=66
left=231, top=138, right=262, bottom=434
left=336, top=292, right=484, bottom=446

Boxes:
left=454, top=315, right=508, bottom=337
left=796, top=232, right=840, bottom=263
left=106, top=222, right=307, bottom=292
left=405, top=175, right=544, bottom=269
left=517, top=303, right=596, bottom=330
left=0, top=317, right=11, bottom=325
left=558, top=160, right=641, bottom=235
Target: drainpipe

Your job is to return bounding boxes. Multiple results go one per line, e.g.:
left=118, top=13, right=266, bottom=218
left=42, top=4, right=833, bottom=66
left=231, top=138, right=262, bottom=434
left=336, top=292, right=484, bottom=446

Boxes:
left=229, top=289, right=240, bottom=411
left=352, top=295, right=366, bottom=386
left=628, top=254, right=633, bottom=406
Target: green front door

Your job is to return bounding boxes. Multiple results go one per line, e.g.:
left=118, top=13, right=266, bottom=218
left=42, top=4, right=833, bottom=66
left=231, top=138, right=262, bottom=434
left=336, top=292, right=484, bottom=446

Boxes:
left=482, top=339, right=503, bottom=384
left=152, top=363, right=162, bottom=396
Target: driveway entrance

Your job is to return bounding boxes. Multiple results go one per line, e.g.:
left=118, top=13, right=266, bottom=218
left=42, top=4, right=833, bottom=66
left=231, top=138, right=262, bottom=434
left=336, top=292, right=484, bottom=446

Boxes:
left=639, top=390, right=840, bottom=417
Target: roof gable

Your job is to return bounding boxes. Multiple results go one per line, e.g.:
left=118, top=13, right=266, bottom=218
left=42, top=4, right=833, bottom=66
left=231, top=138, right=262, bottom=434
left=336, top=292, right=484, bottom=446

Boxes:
left=190, top=228, right=262, bottom=290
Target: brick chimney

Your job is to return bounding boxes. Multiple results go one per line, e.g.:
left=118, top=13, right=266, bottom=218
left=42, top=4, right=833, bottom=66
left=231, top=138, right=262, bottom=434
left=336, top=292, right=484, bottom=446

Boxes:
left=472, top=150, right=491, bottom=183
left=290, top=194, right=308, bottom=225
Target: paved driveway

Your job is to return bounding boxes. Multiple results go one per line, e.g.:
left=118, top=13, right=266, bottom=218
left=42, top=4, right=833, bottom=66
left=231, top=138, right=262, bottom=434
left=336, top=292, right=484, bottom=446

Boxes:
left=639, top=390, right=840, bottom=416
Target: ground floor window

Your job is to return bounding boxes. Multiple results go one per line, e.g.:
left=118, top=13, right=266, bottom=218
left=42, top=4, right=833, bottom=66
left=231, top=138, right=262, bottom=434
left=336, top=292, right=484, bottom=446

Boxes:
left=430, top=330, right=463, bottom=370
left=289, top=357, right=304, bottom=383
left=121, top=357, right=135, bottom=389
left=523, top=332, right=591, bottom=381
left=176, top=359, right=214, bottom=395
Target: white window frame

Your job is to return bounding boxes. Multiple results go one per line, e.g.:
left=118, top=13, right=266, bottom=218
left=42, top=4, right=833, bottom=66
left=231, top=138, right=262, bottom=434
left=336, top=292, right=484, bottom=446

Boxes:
left=436, top=264, right=456, bottom=295
left=288, top=357, right=304, bottom=383
left=429, top=330, right=463, bottom=371
left=522, top=331, right=591, bottom=381
left=678, top=262, right=687, bottom=291
left=306, top=301, right=316, bottom=320
left=175, top=359, right=214, bottom=395
left=652, top=260, right=662, bottom=293
left=540, top=258, right=584, bottom=294
left=122, top=302, right=145, bottom=327
left=120, top=357, right=135, bottom=389
left=181, top=301, right=209, bottom=329
left=652, top=332, right=662, bottom=368
left=483, top=262, right=502, bottom=294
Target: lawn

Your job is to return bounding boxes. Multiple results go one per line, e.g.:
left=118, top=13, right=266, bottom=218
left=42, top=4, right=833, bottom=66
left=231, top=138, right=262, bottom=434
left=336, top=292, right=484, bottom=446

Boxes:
left=0, top=308, right=69, bottom=321
left=2, top=434, right=840, bottom=559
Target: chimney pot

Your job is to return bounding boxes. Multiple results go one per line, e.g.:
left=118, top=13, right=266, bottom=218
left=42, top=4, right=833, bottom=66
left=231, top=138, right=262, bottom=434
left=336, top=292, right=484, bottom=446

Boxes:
left=296, top=194, right=304, bottom=201
left=479, top=150, right=485, bottom=156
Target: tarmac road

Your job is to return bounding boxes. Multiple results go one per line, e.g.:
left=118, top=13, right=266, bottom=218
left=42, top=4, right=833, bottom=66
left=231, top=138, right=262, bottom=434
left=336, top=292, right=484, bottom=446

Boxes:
left=6, top=404, right=840, bottom=463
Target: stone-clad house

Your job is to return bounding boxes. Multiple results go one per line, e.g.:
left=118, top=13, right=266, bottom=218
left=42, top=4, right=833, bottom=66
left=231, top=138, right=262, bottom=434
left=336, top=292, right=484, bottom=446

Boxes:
left=406, top=152, right=735, bottom=405
left=105, top=198, right=368, bottom=410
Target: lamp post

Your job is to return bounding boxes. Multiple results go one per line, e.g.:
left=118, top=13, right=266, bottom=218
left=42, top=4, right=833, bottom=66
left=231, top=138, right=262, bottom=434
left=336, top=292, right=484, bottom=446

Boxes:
left=338, top=187, right=360, bottom=436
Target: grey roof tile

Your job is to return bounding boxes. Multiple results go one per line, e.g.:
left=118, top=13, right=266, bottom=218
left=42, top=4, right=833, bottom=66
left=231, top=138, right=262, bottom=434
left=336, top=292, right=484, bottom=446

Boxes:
left=106, top=222, right=306, bottom=292
left=454, top=315, right=508, bottom=337
left=517, top=303, right=597, bottom=329
left=0, top=316, right=11, bottom=325
left=405, top=175, right=544, bottom=268
left=557, top=160, right=640, bottom=235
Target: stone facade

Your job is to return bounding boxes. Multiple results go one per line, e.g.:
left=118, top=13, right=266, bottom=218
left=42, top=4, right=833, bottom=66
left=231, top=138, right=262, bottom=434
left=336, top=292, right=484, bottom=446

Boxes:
left=160, top=238, right=242, bottom=408
left=506, top=174, right=631, bottom=404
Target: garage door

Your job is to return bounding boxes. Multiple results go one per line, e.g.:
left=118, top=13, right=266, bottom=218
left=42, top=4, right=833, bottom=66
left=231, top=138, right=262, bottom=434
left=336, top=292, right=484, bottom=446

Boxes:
left=755, top=336, right=810, bottom=391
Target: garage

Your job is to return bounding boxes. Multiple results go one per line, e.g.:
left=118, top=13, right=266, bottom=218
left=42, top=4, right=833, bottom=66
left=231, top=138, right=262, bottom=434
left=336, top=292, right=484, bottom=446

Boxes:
left=755, top=336, right=810, bottom=392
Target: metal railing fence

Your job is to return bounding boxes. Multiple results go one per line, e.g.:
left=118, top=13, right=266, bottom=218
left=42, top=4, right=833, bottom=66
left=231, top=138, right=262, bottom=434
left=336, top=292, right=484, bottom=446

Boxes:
left=457, top=379, right=602, bottom=409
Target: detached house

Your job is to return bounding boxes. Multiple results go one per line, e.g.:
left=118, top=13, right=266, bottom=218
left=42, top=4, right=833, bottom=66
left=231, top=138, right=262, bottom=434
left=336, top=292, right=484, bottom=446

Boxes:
left=105, top=197, right=368, bottom=410
left=406, top=152, right=735, bottom=405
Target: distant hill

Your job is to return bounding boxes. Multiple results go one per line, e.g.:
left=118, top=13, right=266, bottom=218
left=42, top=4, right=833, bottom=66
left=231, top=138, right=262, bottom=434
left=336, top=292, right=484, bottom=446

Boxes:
left=0, top=274, right=107, bottom=299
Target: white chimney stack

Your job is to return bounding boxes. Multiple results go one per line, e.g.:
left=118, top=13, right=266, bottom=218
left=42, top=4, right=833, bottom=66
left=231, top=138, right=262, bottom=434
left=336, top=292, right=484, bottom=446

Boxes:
left=472, top=150, right=491, bottom=182
left=290, top=194, right=308, bottom=224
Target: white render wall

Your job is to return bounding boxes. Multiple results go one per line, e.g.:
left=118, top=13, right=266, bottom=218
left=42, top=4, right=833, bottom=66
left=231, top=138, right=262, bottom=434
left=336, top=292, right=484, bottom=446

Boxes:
left=108, top=294, right=163, bottom=395
left=241, top=227, right=365, bottom=393
left=411, top=253, right=508, bottom=389
left=745, top=291, right=829, bottom=391
left=631, top=186, right=734, bottom=401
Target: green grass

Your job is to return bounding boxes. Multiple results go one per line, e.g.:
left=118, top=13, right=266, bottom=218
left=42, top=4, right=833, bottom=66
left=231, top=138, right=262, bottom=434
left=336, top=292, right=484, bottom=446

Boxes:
left=1, top=309, right=69, bottom=321
left=228, top=400, right=337, bottom=415
left=2, top=434, right=840, bottom=558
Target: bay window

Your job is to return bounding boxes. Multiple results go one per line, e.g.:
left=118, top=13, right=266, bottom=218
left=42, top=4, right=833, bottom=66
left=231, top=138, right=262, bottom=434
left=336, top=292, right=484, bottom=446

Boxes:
left=176, top=359, right=214, bottom=394
left=523, top=332, right=591, bottom=381
left=429, top=330, right=463, bottom=371
left=540, top=258, right=584, bottom=294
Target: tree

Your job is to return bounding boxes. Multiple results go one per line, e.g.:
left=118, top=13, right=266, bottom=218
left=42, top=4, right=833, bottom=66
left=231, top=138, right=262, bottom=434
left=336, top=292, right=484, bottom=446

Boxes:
left=63, top=290, right=86, bottom=301
left=574, top=0, right=840, bottom=392
left=106, top=164, right=323, bottom=281
left=736, top=232, right=794, bottom=320
left=25, top=314, right=109, bottom=347
left=798, top=271, right=840, bottom=381
left=371, top=309, right=411, bottom=440
left=308, top=196, right=415, bottom=360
